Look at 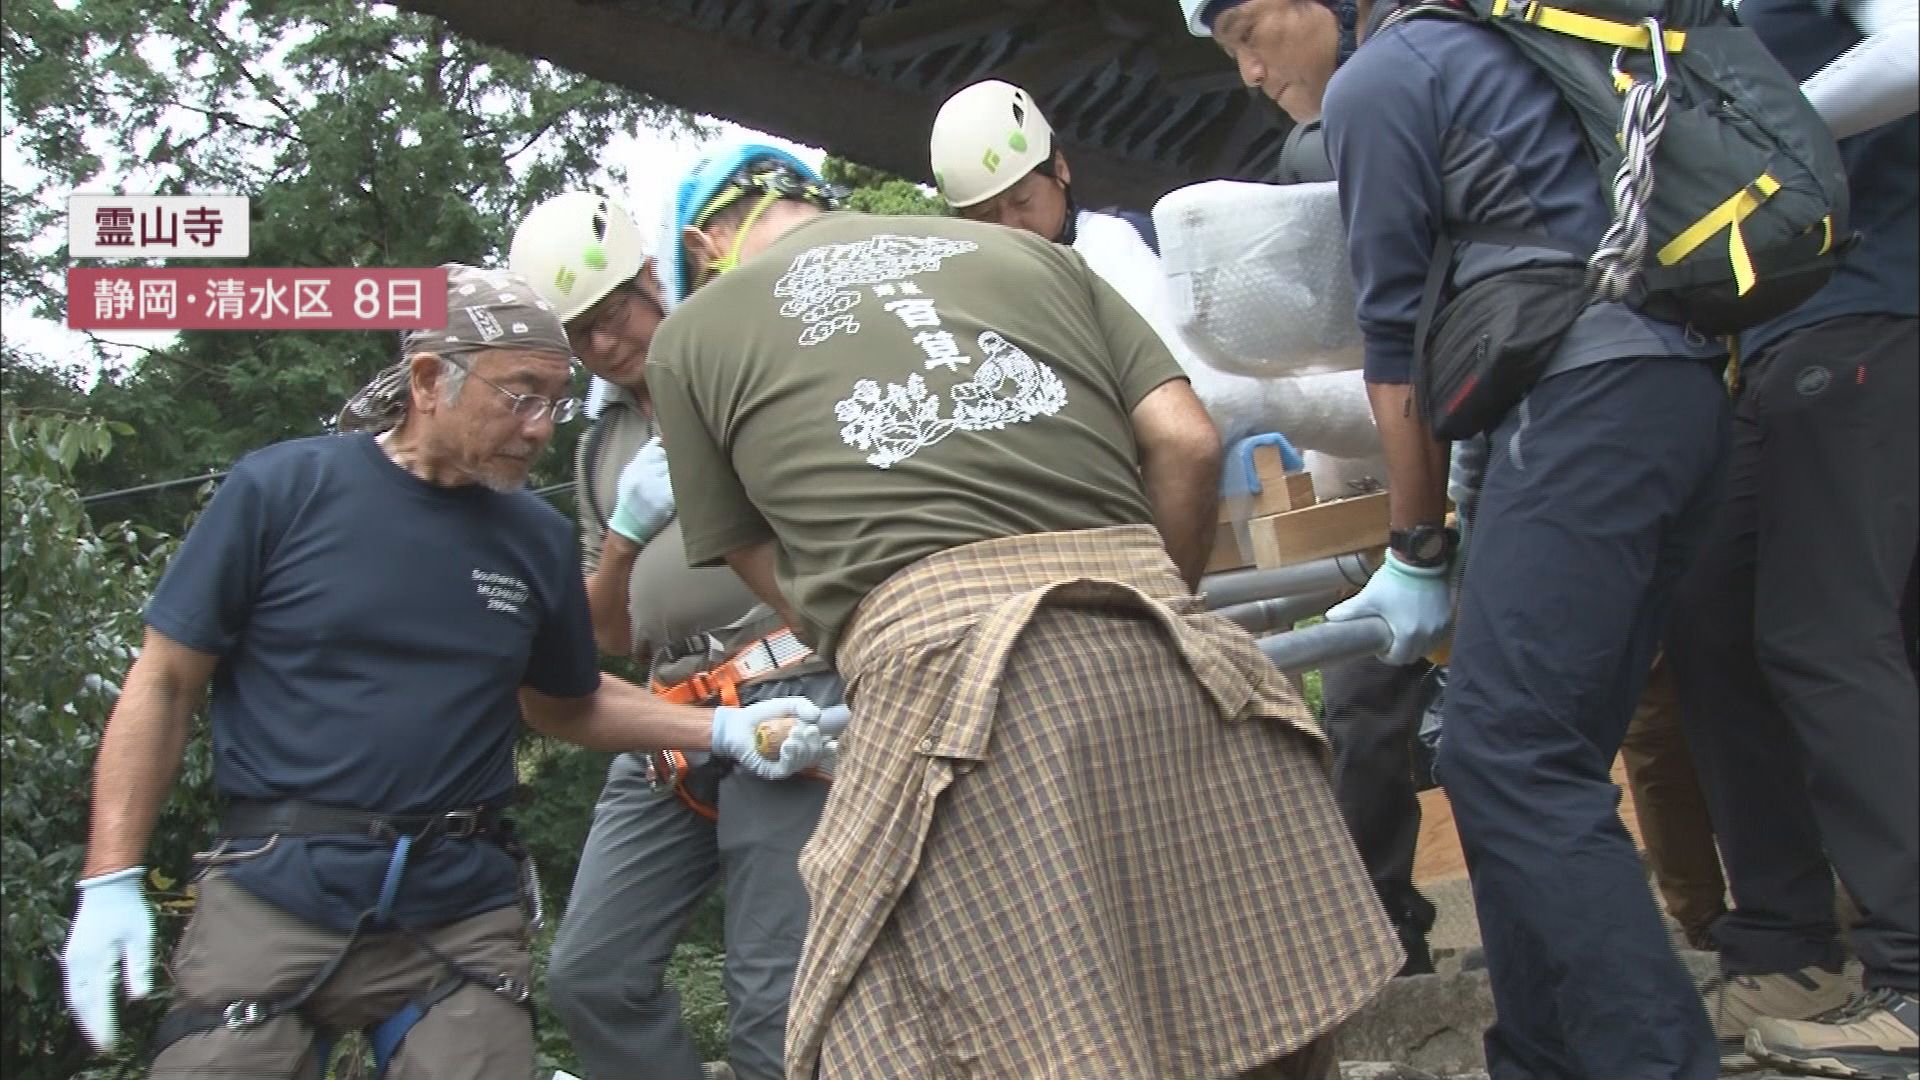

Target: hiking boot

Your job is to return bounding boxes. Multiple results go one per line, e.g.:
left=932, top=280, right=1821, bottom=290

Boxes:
left=1745, top=988, right=1919, bottom=1080
left=1704, top=963, right=1854, bottom=1072
left=1390, top=887, right=1437, bottom=977
left=1677, top=918, right=1720, bottom=954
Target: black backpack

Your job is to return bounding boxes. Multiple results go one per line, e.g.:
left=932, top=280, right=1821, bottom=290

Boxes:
left=1393, top=0, right=1852, bottom=334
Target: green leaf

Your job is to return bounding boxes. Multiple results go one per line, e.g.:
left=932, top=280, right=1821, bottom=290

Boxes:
left=55, top=424, right=82, bottom=472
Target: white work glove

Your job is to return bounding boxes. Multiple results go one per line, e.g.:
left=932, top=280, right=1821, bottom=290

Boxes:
left=1326, top=552, right=1454, bottom=666
left=711, top=697, right=824, bottom=780
left=61, top=866, right=156, bottom=1053
left=779, top=704, right=852, bottom=776
left=815, top=704, right=852, bottom=739
left=608, top=437, right=675, bottom=545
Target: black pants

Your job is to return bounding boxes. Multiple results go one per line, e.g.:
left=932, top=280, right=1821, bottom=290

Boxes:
left=1442, top=356, right=1728, bottom=1080
left=1323, top=655, right=1437, bottom=972
left=1666, top=313, right=1919, bottom=992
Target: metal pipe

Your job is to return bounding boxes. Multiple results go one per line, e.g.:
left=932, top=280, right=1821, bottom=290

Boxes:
left=1213, top=590, right=1346, bottom=636
left=1257, top=616, right=1392, bottom=673
left=1201, top=551, right=1377, bottom=610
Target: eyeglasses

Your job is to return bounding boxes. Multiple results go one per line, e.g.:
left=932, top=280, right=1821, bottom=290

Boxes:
left=446, top=355, right=580, bottom=425
left=569, top=282, right=665, bottom=342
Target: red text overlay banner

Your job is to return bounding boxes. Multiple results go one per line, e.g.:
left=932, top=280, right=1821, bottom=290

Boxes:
left=67, top=268, right=449, bottom=330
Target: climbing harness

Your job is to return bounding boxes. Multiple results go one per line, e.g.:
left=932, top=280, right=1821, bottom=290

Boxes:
left=151, top=800, right=537, bottom=1076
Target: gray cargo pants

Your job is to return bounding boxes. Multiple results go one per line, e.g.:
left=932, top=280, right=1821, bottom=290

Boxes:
left=546, top=672, right=837, bottom=1080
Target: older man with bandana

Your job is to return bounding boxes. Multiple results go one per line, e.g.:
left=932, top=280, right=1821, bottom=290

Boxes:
left=56, top=264, right=828, bottom=1080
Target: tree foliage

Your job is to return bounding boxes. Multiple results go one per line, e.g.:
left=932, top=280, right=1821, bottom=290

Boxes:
left=823, top=156, right=950, bottom=218
left=0, top=408, right=209, bottom=1080
left=2, top=0, right=697, bottom=532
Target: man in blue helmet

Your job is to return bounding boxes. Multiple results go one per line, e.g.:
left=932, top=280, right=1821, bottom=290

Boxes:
left=1190, top=0, right=1730, bottom=1077
left=508, top=187, right=846, bottom=1080
left=643, top=143, right=1402, bottom=1078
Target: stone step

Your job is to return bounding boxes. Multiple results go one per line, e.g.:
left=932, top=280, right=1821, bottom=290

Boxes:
left=1339, top=1065, right=1808, bottom=1080
left=1334, top=950, right=1724, bottom=1075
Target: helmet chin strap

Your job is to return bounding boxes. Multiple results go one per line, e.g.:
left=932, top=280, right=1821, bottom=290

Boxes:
left=1035, top=160, right=1080, bottom=246
left=697, top=187, right=784, bottom=286
left=1055, top=190, right=1082, bottom=246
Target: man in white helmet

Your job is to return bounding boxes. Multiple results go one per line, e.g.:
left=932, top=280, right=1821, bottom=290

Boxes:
left=509, top=192, right=842, bottom=1080
left=931, top=78, right=1287, bottom=448
left=929, top=79, right=1160, bottom=259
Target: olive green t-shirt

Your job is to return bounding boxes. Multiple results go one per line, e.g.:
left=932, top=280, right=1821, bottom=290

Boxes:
left=646, top=212, right=1185, bottom=660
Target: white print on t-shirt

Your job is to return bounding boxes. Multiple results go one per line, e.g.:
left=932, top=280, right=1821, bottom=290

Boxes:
left=834, top=331, right=1068, bottom=470
left=472, top=569, right=529, bottom=615
left=774, top=234, right=978, bottom=347
left=773, top=232, right=1070, bottom=469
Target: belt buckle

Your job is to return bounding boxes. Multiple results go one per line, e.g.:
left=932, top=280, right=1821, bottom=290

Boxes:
left=440, top=809, right=481, bottom=840
left=691, top=671, right=720, bottom=701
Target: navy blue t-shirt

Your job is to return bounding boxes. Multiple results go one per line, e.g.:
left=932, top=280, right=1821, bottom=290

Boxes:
left=1741, top=0, right=1918, bottom=356
left=145, top=433, right=600, bottom=930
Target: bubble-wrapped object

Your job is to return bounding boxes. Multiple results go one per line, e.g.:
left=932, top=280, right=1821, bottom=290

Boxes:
left=1304, top=449, right=1388, bottom=500
left=1181, top=365, right=1279, bottom=447
left=1264, top=370, right=1378, bottom=459
left=1071, top=208, right=1374, bottom=452
left=1154, top=180, right=1363, bottom=378
left=1072, top=209, right=1284, bottom=446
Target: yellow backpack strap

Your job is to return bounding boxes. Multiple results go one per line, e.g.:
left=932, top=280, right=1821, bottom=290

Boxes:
left=1490, top=0, right=1690, bottom=50
left=1656, top=173, right=1781, bottom=296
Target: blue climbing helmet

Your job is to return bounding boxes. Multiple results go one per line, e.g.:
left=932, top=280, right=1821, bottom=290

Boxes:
left=657, top=143, right=840, bottom=309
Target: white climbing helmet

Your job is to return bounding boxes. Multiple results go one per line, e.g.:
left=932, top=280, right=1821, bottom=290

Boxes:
left=508, top=191, right=651, bottom=323
left=928, top=79, right=1055, bottom=209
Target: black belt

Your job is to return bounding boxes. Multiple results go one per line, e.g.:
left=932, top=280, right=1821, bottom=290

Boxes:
left=217, top=799, right=506, bottom=843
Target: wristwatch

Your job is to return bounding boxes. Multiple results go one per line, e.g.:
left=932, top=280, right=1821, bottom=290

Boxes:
left=1389, top=523, right=1458, bottom=569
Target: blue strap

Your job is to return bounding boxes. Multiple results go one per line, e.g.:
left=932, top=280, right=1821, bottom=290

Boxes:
left=368, top=1002, right=425, bottom=1077
left=373, top=834, right=413, bottom=927
left=313, top=1035, right=334, bottom=1075
left=1220, top=433, right=1305, bottom=498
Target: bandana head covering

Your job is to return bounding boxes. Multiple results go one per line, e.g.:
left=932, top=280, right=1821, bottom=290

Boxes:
left=337, top=263, right=573, bottom=434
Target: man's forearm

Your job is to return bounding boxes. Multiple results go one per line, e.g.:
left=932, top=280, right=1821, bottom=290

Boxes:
left=723, top=541, right=802, bottom=631
left=585, top=532, right=640, bottom=658
left=1142, top=442, right=1223, bottom=589
left=1367, top=382, right=1451, bottom=529
left=522, top=674, right=714, bottom=752
left=83, top=660, right=198, bottom=877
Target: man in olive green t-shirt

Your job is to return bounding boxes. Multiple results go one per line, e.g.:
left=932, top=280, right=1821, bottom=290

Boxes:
left=644, top=150, right=1399, bottom=1079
